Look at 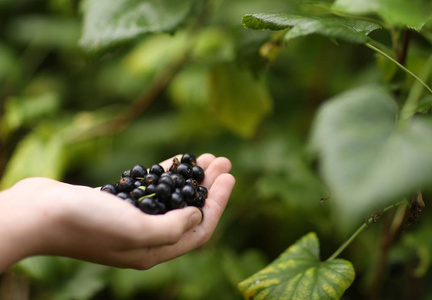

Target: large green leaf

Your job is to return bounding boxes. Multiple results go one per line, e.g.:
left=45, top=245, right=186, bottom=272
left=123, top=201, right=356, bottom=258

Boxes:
left=0, top=126, right=67, bottom=189
left=209, top=64, right=272, bottom=138
left=79, top=0, right=195, bottom=53
left=242, top=13, right=380, bottom=43
left=332, top=0, right=431, bottom=30
left=238, top=232, right=355, bottom=300
left=309, top=85, right=432, bottom=227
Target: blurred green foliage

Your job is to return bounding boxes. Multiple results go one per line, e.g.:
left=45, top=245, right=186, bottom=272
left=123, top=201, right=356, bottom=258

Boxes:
left=1, top=0, right=432, bottom=299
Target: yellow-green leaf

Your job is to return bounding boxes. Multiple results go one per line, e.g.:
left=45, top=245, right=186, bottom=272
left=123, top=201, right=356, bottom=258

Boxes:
left=0, top=126, right=67, bottom=189
left=238, top=233, right=355, bottom=300
left=209, top=64, right=272, bottom=138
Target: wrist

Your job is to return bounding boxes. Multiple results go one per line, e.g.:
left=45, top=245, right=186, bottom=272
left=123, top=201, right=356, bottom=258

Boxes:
left=0, top=179, right=58, bottom=271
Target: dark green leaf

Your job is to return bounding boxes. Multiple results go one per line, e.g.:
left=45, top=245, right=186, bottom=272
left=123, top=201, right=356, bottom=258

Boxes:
left=79, top=0, right=195, bottom=53
left=7, top=16, right=80, bottom=49
left=309, top=85, right=432, bottom=227
left=242, top=13, right=380, bottom=43
left=238, top=232, right=355, bottom=300
left=332, top=0, right=431, bottom=30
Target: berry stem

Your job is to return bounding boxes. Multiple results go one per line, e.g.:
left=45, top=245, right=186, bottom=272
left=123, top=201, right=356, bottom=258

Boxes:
left=365, top=42, right=432, bottom=96
left=326, top=199, right=409, bottom=262
left=138, top=193, right=156, bottom=202
left=399, top=53, right=432, bottom=122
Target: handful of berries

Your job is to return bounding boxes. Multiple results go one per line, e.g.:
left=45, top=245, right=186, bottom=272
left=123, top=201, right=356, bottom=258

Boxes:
left=100, top=153, right=207, bottom=215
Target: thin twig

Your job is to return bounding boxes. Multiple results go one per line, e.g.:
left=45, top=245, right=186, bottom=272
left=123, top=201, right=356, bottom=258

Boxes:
left=326, top=199, right=409, bottom=261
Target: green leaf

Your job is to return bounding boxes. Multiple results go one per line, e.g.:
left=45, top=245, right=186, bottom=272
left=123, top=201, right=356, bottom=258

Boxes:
left=7, top=16, right=80, bottom=49
left=242, top=13, right=380, bottom=43
left=123, top=32, right=189, bottom=76
left=209, top=64, right=272, bottom=138
left=169, top=64, right=210, bottom=108
left=0, top=126, right=67, bottom=189
left=332, top=0, right=431, bottom=30
left=79, top=0, right=195, bottom=53
left=309, top=85, right=432, bottom=227
left=238, top=233, right=355, bottom=300
left=3, top=93, right=60, bottom=132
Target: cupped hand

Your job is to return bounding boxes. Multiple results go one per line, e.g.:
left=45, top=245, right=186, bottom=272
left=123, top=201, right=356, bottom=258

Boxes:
left=0, top=154, right=235, bottom=271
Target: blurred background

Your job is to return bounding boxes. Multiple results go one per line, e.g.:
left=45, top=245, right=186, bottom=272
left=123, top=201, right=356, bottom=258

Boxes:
left=1, top=0, right=432, bottom=299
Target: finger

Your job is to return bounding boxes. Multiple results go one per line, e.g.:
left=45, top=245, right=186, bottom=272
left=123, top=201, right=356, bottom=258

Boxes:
left=132, top=206, right=203, bottom=247
left=196, top=153, right=216, bottom=170
left=200, top=156, right=232, bottom=188
left=130, top=173, right=235, bottom=268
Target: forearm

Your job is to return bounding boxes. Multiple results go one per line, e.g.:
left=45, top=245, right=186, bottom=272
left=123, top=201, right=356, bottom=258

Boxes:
left=0, top=182, right=51, bottom=272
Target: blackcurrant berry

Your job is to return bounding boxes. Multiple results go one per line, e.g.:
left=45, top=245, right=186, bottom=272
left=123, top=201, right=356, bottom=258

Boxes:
left=176, top=163, right=193, bottom=179
left=101, top=184, right=117, bottom=195
left=139, top=197, right=159, bottom=214
left=156, top=183, right=172, bottom=201
left=116, top=192, right=129, bottom=199
left=170, top=173, right=185, bottom=189
left=192, top=165, right=205, bottom=183
left=143, top=173, right=159, bottom=186
left=185, top=178, right=198, bottom=188
left=197, top=186, right=208, bottom=199
left=130, top=164, right=147, bottom=179
left=149, top=164, right=165, bottom=177
left=122, top=170, right=131, bottom=177
left=170, top=192, right=186, bottom=209
left=131, top=188, right=146, bottom=200
left=144, top=184, right=156, bottom=195
left=181, top=184, right=197, bottom=203
left=159, top=175, right=175, bottom=190
left=134, top=180, right=142, bottom=188
left=117, top=176, right=134, bottom=192
left=192, top=193, right=205, bottom=208
left=181, top=153, right=197, bottom=166
left=156, top=201, right=167, bottom=214
left=124, top=198, right=136, bottom=205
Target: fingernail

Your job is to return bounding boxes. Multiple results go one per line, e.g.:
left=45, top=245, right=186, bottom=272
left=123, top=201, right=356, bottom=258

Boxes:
left=190, top=210, right=203, bottom=227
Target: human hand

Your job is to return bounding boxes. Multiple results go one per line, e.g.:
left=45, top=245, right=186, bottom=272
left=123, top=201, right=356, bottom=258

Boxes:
left=0, top=154, right=235, bottom=271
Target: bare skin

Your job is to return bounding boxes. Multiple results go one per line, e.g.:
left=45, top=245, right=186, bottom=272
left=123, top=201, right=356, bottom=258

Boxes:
left=0, top=153, right=235, bottom=272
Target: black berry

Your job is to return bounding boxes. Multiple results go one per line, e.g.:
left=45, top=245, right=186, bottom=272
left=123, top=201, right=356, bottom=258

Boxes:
left=170, top=192, right=186, bottom=209
left=150, top=164, right=165, bottom=177
left=192, top=165, right=205, bottom=183
left=130, top=164, right=147, bottom=179
left=139, top=198, right=159, bottom=214
left=117, top=192, right=129, bottom=199
left=192, top=193, right=206, bottom=208
left=143, top=173, right=159, bottom=186
left=131, top=188, right=146, bottom=200
left=197, top=186, right=208, bottom=199
left=181, top=153, right=197, bottom=166
left=100, top=153, right=207, bottom=215
left=156, top=183, right=172, bottom=201
left=181, top=184, right=197, bottom=203
left=117, top=177, right=134, bottom=192
left=176, top=163, right=193, bottom=179
left=159, top=175, right=175, bottom=190
left=101, top=184, right=117, bottom=194
left=185, top=178, right=198, bottom=188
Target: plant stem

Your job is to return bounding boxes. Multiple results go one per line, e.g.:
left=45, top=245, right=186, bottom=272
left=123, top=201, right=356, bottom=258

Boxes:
left=365, top=42, right=432, bottom=96
left=399, top=53, right=432, bottom=121
left=326, top=199, right=409, bottom=261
